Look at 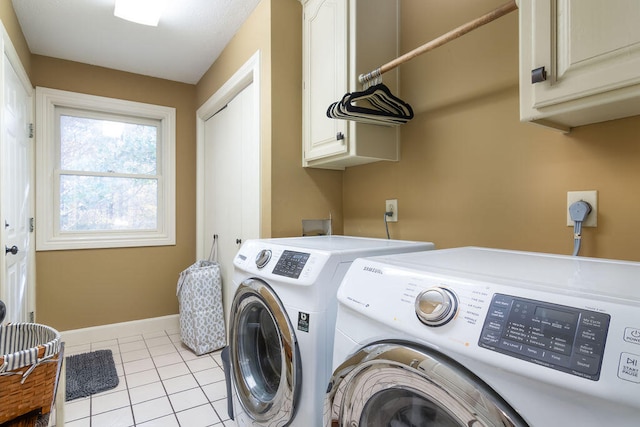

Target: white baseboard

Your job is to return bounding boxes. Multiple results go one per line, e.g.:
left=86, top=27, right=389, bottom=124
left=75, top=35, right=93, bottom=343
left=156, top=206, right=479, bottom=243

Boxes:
left=60, top=314, right=180, bottom=347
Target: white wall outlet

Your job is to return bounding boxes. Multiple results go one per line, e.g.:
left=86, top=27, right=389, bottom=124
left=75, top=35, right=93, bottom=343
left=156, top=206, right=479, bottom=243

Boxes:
left=567, top=190, right=597, bottom=227
left=385, top=199, right=398, bottom=222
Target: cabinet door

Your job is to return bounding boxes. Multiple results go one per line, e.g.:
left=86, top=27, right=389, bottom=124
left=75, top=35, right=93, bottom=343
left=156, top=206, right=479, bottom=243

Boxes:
left=525, top=0, right=640, bottom=110
left=302, top=0, right=348, bottom=163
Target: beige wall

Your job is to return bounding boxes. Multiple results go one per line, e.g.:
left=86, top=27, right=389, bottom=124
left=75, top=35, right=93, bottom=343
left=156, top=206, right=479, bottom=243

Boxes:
left=31, top=56, right=198, bottom=331
left=196, top=0, right=343, bottom=238
left=343, top=0, right=640, bottom=262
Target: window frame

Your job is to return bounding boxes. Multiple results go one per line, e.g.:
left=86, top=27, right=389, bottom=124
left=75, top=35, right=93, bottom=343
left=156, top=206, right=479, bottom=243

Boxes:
left=35, top=87, right=176, bottom=251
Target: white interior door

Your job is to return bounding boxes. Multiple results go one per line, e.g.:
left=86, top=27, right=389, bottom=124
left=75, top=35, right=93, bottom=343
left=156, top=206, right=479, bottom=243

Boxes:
left=203, top=81, right=260, bottom=326
left=1, top=50, right=34, bottom=324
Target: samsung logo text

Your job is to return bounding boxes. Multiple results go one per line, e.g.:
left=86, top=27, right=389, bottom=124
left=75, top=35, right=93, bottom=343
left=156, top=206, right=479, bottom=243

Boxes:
left=363, top=266, right=383, bottom=274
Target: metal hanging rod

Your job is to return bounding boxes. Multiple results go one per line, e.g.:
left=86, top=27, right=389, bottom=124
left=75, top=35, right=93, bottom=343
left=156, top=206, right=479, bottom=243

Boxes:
left=359, top=0, right=518, bottom=84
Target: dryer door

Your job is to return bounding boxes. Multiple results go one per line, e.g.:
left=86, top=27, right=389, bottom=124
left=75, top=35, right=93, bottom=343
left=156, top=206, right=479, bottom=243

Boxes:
left=230, top=278, right=301, bottom=424
left=325, top=342, right=528, bottom=427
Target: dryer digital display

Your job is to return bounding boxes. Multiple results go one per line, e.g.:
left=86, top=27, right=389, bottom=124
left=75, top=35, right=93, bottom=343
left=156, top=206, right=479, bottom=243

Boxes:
left=273, top=250, right=310, bottom=278
left=479, top=294, right=610, bottom=380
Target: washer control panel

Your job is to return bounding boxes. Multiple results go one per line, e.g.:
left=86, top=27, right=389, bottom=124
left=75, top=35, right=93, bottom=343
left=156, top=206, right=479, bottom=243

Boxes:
left=479, top=294, right=610, bottom=381
left=272, top=250, right=310, bottom=279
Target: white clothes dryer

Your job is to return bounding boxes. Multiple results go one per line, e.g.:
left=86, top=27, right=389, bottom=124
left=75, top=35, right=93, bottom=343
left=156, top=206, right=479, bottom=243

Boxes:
left=326, top=247, right=640, bottom=427
left=223, top=236, right=435, bottom=426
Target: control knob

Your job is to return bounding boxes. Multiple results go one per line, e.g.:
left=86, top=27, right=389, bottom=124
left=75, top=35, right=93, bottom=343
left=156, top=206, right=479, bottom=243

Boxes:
left=415, top=287, right=458, bottom=327
left=255, top=249, right=272, bottom=269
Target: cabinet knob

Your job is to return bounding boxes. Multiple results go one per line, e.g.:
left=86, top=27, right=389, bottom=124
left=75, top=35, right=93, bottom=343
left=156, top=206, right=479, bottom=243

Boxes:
left=336, top=132, right=344, bottom=140
left=236, top=238, right=242, bottom=245
left=531, top=66, right=547, bottom=84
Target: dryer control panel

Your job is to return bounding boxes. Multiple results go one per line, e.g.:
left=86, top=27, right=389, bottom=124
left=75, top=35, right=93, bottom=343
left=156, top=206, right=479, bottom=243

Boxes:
left=479, top=294, right=611, bottom=381
left=272, top=250, right=310, bottom=279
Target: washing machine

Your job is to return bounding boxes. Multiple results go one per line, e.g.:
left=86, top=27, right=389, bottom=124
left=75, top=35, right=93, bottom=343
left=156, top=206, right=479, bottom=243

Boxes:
left=325, top=247, right=640, bottom=426
left=223, top=235, right=435, bottom=426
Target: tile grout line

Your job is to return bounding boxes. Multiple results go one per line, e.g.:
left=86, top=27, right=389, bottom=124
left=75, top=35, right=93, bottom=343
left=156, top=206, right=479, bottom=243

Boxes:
left=181, top=343, right=222, bottom=425
left=143, top=329, right=180, bottom=426
left=117, top=335, right=136, bottom=427
left=119, top=331, right=171, bottom=426
left=167, top=331, right=216, bottom=425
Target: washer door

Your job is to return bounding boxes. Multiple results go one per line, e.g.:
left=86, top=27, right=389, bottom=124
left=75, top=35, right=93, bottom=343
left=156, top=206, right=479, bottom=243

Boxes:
left=325, top=342, right=528, bottom=427
left=230, top=278, right=301, bottom=424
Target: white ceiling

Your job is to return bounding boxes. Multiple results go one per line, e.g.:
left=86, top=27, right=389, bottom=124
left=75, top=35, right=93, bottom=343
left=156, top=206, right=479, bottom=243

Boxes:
left=11, top=0, right=261, bottom=84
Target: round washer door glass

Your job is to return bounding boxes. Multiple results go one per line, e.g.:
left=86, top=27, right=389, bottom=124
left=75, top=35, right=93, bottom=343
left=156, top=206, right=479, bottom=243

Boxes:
left=230, top=279, right=301, bottom=423
left=360, top=388, right=460, bottom=426
left=325, top=343, right=528, bottom=427
left=237, top=300, right=282, bottom=401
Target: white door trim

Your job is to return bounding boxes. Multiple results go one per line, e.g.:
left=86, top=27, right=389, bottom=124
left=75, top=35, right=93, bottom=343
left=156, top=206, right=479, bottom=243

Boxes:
left=0, top=20, right=35, bottom=320
left=196, top=51, right=261, bottom=259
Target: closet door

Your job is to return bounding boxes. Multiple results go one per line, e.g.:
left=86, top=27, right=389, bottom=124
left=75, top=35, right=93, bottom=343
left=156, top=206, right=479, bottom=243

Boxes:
left=203, top=83, right=259, bottom=325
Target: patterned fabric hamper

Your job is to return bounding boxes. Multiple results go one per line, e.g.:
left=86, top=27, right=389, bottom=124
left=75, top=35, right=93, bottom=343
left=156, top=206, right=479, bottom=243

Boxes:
left=0, top=323, right=62, bottom=424
left=177, top=237, right=226, bottom=355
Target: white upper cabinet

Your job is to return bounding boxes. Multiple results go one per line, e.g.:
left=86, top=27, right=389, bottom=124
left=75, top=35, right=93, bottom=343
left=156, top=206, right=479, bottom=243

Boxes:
left=519, top=0, right=640, bottom=131
left=301, top=0, right=400, bottom=170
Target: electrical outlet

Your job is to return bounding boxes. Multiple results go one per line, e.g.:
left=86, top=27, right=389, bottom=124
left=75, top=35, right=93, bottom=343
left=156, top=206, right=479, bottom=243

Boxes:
left=567, top=191, right=597, bottom=227
left=385, top=199, right=398, bottom=222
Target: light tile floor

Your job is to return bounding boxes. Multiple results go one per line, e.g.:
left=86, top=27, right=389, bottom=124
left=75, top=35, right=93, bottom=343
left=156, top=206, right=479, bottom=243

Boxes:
left=64, top=329, right=238, bottom=427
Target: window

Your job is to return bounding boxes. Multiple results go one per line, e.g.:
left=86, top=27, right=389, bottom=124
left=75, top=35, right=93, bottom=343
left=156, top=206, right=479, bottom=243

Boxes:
left=36, top=87, right=176, bottom=250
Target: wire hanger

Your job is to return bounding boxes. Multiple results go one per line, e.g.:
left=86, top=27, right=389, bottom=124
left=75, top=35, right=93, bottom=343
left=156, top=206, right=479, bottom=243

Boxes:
left=327, top=0, right=518, bottom=127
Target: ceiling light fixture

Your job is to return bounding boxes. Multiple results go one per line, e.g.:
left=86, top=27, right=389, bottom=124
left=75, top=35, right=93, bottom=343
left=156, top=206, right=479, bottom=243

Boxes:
left=114, top=0, right=170, bottom=27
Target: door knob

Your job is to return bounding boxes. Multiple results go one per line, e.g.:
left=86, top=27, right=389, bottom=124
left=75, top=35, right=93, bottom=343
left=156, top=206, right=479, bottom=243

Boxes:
left=5, top=245, right=18, bottom=255
left=0, top=300, right=5, bottom=323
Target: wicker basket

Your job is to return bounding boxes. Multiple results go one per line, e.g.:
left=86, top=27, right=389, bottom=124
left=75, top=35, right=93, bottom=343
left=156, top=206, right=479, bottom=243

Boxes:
left=0, top=323, right=62, bottom=424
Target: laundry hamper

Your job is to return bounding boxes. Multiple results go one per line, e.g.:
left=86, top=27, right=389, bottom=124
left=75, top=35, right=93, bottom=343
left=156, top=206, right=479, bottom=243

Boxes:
left=0, top=323, right=62, bottom=425
left=177, top=236, right=226, bottom=355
